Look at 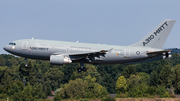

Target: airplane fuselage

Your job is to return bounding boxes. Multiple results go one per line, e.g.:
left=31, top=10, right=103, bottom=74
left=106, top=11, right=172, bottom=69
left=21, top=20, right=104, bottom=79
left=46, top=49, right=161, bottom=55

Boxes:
left=4, top=39, right=162, bottom=64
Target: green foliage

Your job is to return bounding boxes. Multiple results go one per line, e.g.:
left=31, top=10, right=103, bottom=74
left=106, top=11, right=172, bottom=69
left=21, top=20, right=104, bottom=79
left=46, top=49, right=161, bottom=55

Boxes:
left=44, top=68, right=64, bottom=91
left=84, top=75, right=108, bottom=98
left=116, top=76, right=127, bottom=93
left=60, top=79, right=86, bottom=98
left=60, top=63, right=78, bottom=83
left=159, top=65, right=172, bottom=88
left=127, top=75, right=141, bottom=86
left=53, top=91, right=62, bottom=101
left=156, top=85, right=170, bottom=98
left=0, top=56, right=6, bottom=66
left=149, top=70, right=159, bottom=87
left=2, top=53, right=180, bottom=99
left=138, top=72, right=150, bottom=84
left=122, top=65, right=136, bottom=78
left=172, top=64, right=180, bottom=94
left=101, top=96, right=116, bottom=101
left=146, top=86, right=157, bottom=95
left=44, top=83, right=52, bottom=96
left=97, top=64, right=125, bottom=93
left=0, top=93, right=8, bottom=99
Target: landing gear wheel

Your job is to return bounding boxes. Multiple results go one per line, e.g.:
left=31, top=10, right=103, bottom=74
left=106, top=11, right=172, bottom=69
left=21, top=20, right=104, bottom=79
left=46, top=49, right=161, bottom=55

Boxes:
left=77, top=68, right=82, bottom=72
left=25, top=58, right=28, bottom=67
left=83, top=67, right=87, bottom=72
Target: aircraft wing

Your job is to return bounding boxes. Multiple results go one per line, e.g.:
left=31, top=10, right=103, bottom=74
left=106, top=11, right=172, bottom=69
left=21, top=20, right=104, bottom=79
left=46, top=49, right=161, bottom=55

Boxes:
left=52, top=48, right=113, bottom=62
left=68, top=49, right=112, bottom=56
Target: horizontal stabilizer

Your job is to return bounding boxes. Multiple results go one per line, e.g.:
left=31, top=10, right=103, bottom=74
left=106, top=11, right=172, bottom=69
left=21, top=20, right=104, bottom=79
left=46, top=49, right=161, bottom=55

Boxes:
left=146, top=50, right=171, bottom=55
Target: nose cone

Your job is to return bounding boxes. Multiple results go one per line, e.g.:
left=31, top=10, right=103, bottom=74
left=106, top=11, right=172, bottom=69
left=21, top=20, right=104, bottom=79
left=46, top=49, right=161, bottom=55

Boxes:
left=3, top=45, right=10, bottom=52
left=3, top=45, right=7, bottom=51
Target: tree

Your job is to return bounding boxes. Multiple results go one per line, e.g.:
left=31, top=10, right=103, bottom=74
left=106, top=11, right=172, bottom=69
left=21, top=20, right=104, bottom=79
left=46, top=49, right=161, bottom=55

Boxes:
left=19, top=63, right=28, bottom=80
left=116, top=76, right=127, bottom=93
left=0, top=66, right=8, bottom=83
left=100, top=73, right=116, bottom=93
left=97, top=64, right=124, bottom=94
left=31, top=83, right=46, bottom=99
left=6, top=80, right=23, bottom=96
left=44, top=68, right=64, bottom=91
left=149, top=70, right=159, bottom=86
left=156, top=85, right=170, bottom=98
left=84, top=75, right=108, bottom=98
left=60, top=79, right=86, bottom=99
left=54, top=91, right=62, bottom=101
left=26, top=62, right=38, bottom=85
left=60, top=63, right=78, bottom=84
left=0, top=56, right=6, bottom=66
left=172, top=64, right=180, bottom=94
left=159, top=65, right=172, bottom=88
left=146, top=86, right=157, bottom=95
left=127, top=75, right=141, bottom=86
left=122, top=65, right=136, bottom=79
left=138, top=72, right=150, bottom=84
left=22, top=82, right=34, bottom=100
left=1, top=72, right=12, bottom=86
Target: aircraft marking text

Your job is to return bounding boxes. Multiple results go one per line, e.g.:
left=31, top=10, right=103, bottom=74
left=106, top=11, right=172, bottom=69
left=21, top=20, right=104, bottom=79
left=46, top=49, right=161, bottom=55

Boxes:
left=143, top=21, right=168, bottom=46
left=30, top=47, right=49, bottom=51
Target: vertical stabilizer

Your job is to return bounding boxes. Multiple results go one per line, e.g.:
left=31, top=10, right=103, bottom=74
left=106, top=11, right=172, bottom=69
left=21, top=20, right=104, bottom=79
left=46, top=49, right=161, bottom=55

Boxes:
left=130, top=19, right=176, bottom=49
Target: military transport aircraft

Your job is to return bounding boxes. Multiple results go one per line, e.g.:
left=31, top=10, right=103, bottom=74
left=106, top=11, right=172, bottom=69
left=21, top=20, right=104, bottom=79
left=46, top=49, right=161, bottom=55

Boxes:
left=3, top=19, right=176, bottom=72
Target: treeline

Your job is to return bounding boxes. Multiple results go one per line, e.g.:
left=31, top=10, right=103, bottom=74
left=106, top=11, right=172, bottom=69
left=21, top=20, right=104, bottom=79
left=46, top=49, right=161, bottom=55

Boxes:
left=0, top=53, right=180, bottom=100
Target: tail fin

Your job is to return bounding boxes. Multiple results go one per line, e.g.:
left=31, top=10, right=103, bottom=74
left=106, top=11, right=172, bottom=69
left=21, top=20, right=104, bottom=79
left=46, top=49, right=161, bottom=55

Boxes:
left=130, top=19, right=176, bottom=49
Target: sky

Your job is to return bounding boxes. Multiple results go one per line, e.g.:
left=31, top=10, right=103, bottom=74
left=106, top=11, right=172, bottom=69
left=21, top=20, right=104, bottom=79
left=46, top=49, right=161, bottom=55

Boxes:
left=0, top=0, right=180, bottom=54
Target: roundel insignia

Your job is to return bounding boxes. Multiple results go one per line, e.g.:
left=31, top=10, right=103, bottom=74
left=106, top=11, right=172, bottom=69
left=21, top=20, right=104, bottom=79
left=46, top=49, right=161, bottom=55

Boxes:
left=136, top=51, right=140, bottom=55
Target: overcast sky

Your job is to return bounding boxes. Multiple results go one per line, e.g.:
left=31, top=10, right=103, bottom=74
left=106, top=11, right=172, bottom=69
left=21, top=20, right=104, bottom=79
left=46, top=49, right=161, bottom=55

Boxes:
left=1, top=0, right=180, bottom=54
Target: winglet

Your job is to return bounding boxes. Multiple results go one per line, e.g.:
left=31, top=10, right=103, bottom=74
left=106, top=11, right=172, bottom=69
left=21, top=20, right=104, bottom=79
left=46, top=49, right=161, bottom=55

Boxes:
left=130, top=19, right=176, bottom=49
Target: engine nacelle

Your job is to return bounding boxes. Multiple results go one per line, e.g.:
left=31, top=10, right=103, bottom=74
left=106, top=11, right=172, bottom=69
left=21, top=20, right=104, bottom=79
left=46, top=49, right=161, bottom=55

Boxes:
left=50, top=55, right=72, bottom=65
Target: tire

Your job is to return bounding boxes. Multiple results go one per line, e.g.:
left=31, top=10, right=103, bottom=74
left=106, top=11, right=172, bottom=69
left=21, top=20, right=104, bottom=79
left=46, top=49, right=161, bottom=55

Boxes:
left=77, top=68, right=82, bottom=72
left=83, top=67, right=87, bottom=72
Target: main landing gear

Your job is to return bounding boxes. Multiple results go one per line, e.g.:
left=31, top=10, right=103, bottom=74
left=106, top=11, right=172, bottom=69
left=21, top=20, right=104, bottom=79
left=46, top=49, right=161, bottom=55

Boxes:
left=25, top=58, right=28, bottom=67
left=77, top=61, right=87, bottom=72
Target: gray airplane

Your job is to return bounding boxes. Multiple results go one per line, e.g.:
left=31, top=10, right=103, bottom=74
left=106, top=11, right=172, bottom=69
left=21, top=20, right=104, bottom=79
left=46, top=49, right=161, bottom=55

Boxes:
left=3, top=19, right=176, bottom=72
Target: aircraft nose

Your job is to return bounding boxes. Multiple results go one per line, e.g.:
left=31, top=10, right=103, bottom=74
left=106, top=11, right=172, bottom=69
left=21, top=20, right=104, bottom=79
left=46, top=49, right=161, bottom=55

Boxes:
left=3, top=45, right=9, bottom=52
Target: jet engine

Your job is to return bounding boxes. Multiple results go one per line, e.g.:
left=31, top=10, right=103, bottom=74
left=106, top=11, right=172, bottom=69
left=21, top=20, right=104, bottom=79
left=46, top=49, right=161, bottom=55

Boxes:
left=50, top=55, right=72, bottom=65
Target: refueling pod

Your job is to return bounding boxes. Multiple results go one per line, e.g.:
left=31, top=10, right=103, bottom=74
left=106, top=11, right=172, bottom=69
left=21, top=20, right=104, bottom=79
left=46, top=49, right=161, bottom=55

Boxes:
left=50, top=55, right=72, bottom=65
left=162, top=52, right=172, bottom=59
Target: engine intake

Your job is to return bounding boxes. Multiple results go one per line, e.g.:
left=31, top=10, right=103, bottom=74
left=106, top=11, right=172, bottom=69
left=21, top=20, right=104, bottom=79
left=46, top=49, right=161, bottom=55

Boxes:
left=50, top=55, right=72, bottom=65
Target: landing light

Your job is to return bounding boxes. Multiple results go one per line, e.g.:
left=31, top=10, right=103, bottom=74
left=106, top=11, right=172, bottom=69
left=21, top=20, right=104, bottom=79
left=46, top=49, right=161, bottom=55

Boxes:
left=12, top=46, right=15, bottom=49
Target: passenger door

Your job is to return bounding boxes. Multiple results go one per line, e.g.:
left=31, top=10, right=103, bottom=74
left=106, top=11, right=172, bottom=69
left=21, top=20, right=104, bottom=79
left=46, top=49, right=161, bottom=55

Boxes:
left=22, top=41, right=28, bottom=50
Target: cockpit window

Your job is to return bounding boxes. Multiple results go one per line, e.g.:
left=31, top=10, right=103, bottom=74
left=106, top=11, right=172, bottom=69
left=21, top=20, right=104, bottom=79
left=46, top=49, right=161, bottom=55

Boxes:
left=9, top=42, right=16, bottom=45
